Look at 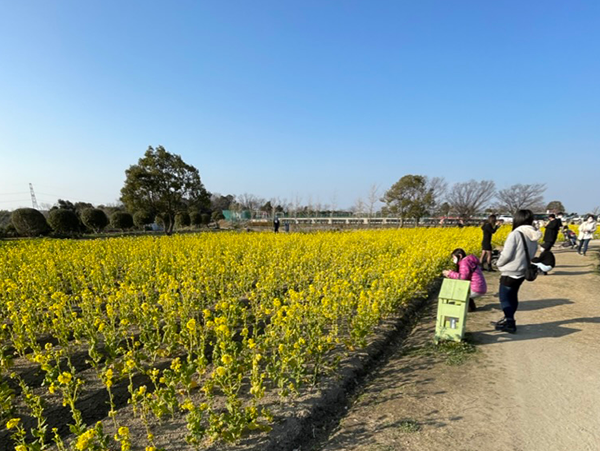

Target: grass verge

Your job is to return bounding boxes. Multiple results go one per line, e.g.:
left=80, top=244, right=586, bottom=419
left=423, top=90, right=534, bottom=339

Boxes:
left=403, top=333, right=477, bottom=366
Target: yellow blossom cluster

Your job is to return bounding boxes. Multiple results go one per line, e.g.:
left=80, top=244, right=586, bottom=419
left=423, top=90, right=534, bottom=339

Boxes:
left=0, top=227, right=508, bottom=447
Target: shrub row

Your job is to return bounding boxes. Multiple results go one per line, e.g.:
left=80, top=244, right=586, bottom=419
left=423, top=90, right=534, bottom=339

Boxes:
left=3, top=208, right=212, bottom=238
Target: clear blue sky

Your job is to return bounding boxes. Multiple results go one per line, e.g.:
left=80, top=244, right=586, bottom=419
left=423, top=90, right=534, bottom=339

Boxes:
left=1, top=1, right=599, bottom=213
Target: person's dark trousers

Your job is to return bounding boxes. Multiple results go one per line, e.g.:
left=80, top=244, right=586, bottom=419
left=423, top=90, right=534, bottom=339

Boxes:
left=499, top=276, right=525, bottom=321
left=577, top=239, right=591, bottom=255
left=541, top=241, right=555, bottom=251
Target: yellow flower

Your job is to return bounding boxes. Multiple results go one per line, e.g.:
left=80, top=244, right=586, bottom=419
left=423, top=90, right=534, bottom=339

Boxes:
left=170, top=357, right=182, bottom=372
left=75, top=429, right=97, bottom=450
left=104, top=368, right=114, bottom=388
left=216, top=324, right=229, bottom=335
left=180, top=399, right=194, bottom=411
left=186, top=318, right=196, bottom=332
left=6, top=417, right=20, bottom=429
left=215, top=366, right=227, bottom=377
left=221, top=354, right=233, bottom=365
left=57, top=372, right=72, bottom=385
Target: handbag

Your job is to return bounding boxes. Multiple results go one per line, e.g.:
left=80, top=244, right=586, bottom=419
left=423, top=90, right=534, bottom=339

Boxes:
left=518, top=231, right=538, bottom=282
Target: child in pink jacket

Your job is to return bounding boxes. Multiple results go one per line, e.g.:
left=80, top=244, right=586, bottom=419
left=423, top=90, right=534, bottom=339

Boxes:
left=442, top=248, right=487, bottom=312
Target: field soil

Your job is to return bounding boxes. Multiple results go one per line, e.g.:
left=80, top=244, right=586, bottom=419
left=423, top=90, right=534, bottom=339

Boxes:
left=318, top=241, right=600, bottom=451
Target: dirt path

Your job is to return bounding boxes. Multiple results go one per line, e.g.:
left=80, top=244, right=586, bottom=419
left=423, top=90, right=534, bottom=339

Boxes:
left=319, top=241, right=600, bottom=451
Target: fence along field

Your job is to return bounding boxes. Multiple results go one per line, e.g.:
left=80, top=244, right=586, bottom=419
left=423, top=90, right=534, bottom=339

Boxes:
left=0, top=228, right=509, bottom=450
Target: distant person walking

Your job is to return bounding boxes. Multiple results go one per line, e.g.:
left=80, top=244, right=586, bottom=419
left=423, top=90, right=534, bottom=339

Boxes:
left=442, top=249, right=487, bottom=312
left=577, top=215, right=597, bottom=256
left=481, top=215, right=500, bottom=271
left=494, top=209, right=542, bottom=334
left=541, top=213, right=561, bottom=251
left=273, top=216, right=280, bottom=233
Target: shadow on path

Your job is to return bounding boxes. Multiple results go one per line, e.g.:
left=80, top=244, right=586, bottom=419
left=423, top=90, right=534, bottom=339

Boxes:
left=550, top=270, right=594, bottom=276
left=472, top=316, right=600, bottom=344
left=474, top=298, right=573, bottom=312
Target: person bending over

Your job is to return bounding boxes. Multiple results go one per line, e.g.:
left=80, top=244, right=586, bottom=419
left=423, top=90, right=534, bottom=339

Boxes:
left=443, top=248, right=487, bottom=312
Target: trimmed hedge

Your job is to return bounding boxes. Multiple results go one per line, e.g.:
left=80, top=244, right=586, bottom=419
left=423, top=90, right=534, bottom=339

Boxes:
left=81, top=208, right=109, bottom=233
left=11, top=208, right=49, bottom=237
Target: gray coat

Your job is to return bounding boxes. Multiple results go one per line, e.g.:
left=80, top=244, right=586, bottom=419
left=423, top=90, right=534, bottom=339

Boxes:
left=497, top=225, right=543, bottom=278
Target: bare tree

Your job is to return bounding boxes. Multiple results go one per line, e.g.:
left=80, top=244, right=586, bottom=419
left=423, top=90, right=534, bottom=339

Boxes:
left=353, top=197, right=366, bottom=215
left=237, top=193, right=264, bottom=211
left=447, top=180, right=496, bottom=218
left=313, top=195, right=322, bottom=216
left=366, top=184, right=380, bottom=219
left=426, top=176, right=448, bottom=209
left=496, top=183, right=546, bottom=214
left=329, top=191, right=338, bottom=217
left=292, top=193, right=303, bottom=219
left=591, top=206, right=600, bottom=216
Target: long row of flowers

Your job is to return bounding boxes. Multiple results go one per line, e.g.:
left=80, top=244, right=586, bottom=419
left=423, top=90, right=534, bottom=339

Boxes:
left=0, top=227, right=508, bottom=450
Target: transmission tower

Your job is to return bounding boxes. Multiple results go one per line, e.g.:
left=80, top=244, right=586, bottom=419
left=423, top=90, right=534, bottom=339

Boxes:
left=29, top=183, right=40, bottom=210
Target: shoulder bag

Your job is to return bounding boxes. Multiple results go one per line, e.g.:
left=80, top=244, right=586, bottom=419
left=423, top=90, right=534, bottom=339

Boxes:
left=518, top=231, right=538, bottom=282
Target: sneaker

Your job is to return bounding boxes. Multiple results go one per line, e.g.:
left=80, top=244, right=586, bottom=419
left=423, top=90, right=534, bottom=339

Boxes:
left=492, top=317, right=507, bottom=328
left=497, top=321, right=517, bottom=334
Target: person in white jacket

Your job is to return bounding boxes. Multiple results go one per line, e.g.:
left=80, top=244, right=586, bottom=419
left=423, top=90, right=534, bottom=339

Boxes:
left=494, top=209, right=543, bottom=333
left=576, top=215, right=597, bottom=256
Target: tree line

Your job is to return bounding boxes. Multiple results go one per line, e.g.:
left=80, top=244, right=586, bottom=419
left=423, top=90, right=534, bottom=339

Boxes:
left=379, top=175, right=565, bottom=227
left=0, top=145, right=580, bottom=238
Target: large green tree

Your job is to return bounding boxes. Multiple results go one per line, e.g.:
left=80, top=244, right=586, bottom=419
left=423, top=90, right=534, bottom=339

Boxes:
left=546, top=200, right=566, bottom=214
left=120, top=146, right=209, bottom=234
left=381, top=175, right=434, bottom=226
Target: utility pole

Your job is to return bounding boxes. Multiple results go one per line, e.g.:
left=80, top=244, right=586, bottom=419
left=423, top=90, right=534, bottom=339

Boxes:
left=29, top=183, right=39, bottom=210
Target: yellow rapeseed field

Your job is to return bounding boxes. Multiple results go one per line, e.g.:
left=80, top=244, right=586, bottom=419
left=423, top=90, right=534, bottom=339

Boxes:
left=0, top=227, right=508, bottom=450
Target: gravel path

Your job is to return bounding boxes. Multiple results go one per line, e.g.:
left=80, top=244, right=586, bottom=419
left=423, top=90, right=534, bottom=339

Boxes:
left=319, top=241, right=600, bottom=451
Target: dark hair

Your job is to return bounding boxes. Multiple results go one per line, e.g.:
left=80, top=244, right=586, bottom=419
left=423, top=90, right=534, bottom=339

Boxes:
left=512, top=209, right=534, bottom=230
left=585, top=214, right=596, bottom=221
left=487, top=215, right=497, bottom=226
left=451, top=248, right=467, bottom=261
left=548, top=214, right=556, bottom=219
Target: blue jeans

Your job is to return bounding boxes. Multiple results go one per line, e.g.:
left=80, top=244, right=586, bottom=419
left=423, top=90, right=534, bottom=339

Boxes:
left=499, top=276, right=525, bottom=321
left=577, top=239, right=591, bottom=255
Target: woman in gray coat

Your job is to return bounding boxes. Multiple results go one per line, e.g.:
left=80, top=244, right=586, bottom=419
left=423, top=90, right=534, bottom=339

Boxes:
left=494, top=209, right=542, bottom=333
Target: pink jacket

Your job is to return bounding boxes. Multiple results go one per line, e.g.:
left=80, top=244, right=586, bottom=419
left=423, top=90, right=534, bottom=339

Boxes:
left=447, top=254, right=487, bottom=294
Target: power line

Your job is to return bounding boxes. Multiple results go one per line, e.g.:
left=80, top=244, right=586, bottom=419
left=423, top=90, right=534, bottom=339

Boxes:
left=0, top=199, right=31, bottom=204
